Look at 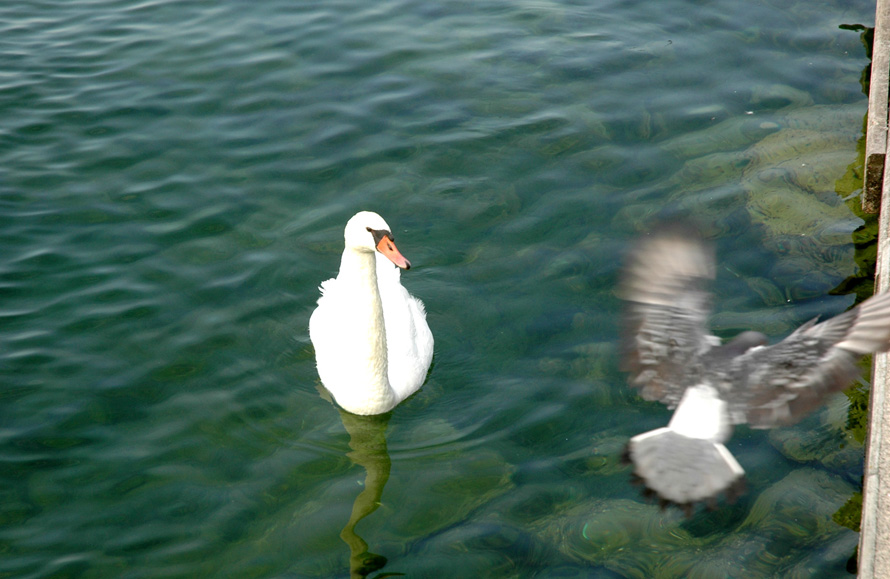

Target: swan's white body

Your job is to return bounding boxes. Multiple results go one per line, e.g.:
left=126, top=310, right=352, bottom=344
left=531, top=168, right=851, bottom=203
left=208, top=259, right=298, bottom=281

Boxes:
left=309, top=212, right=434, bottom=415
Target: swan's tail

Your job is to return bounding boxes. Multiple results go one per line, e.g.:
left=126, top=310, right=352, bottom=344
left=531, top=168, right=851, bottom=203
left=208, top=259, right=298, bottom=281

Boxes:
left=624, top=427, right=745, bottom=512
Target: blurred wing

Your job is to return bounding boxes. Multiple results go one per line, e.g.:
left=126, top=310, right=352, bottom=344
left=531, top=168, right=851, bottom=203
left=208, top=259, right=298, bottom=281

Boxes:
left=621, top=227, right=718, bottom=408
left=728, top=291, right=890, bottom=428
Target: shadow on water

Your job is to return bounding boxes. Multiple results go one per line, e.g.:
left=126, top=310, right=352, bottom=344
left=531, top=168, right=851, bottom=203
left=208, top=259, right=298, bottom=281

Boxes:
left=828, top=21, right=877, bottom=575
left=833, top=22, right=878, bottom=306
left=336, top=409, right=402, bottom=579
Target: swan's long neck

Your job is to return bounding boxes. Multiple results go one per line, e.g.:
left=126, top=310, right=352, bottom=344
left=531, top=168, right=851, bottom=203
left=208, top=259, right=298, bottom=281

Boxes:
left=337, top=247, right=395, bottom=412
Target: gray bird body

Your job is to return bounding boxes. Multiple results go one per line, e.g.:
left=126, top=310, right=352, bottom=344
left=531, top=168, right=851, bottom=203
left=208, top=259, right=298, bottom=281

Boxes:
left=621, top=228, right=890, bottom=509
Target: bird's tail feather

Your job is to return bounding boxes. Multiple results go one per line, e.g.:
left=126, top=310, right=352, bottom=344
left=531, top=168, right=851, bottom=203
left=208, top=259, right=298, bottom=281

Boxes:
left=626, top=427, right=745, bottom=510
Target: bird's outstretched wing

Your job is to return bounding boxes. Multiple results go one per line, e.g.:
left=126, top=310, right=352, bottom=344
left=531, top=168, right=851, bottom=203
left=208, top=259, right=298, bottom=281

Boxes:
left=727, top=291, right=890, bottom=428
left=621, top=227, right=719, bottom=408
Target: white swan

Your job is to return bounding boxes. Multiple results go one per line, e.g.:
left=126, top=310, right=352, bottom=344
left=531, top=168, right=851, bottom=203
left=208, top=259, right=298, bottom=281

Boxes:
left=309, top=211, right=434, bottom=415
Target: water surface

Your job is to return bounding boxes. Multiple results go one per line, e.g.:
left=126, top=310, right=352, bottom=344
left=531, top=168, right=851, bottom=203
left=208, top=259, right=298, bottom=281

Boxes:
left=0, top=0, right=877, bottom=576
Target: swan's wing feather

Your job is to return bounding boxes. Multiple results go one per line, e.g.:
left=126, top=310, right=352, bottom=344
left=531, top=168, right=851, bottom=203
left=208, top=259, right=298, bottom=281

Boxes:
left=376, top=253, right=434, bottom=400
left=621, top=228, right=718, bottom=408
left=317, top=277, right=337, bottom=297
left=309, top=276, right=339, bottom=353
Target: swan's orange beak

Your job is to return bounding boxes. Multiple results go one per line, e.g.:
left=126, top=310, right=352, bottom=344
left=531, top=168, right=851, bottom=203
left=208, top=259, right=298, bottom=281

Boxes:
left=376, top=235, right=411, bottom=269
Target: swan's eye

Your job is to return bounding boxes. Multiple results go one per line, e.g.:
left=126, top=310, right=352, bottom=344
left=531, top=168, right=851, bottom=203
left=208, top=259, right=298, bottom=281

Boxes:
left=366, top=227, right=373, bottom=233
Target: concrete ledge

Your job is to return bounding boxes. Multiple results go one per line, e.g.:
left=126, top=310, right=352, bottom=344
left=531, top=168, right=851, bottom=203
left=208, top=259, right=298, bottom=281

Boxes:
left=865, top=153, right=886, bottom=214
left=863, top=0, right=890, bottom=214
left=860, top=157, right=890, bottom=578
left=860, top=4, right=890, bottom=575
left=859, top=0, right=890, bottom=574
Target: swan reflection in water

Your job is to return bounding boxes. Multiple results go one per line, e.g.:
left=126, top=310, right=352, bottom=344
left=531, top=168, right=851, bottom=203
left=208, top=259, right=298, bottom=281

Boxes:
left=336, top=408, right=398, bottom=579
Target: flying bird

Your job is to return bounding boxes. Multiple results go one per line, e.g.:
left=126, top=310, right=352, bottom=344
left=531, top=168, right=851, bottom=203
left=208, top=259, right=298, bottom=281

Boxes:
left=620, top=226, right=890, bottom=512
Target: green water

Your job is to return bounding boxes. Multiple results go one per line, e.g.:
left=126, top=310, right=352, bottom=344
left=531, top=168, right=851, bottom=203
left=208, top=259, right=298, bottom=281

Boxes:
left=0, top=0, right=877, bottom=576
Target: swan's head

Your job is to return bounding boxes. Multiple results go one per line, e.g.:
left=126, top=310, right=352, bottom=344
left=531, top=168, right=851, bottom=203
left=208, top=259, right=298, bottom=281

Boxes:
left=344, top=211, right=411, bottom=269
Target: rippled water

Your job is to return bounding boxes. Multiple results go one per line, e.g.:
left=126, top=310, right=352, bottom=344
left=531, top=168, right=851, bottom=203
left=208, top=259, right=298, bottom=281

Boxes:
left=0, top=0, right=876, bottom=576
